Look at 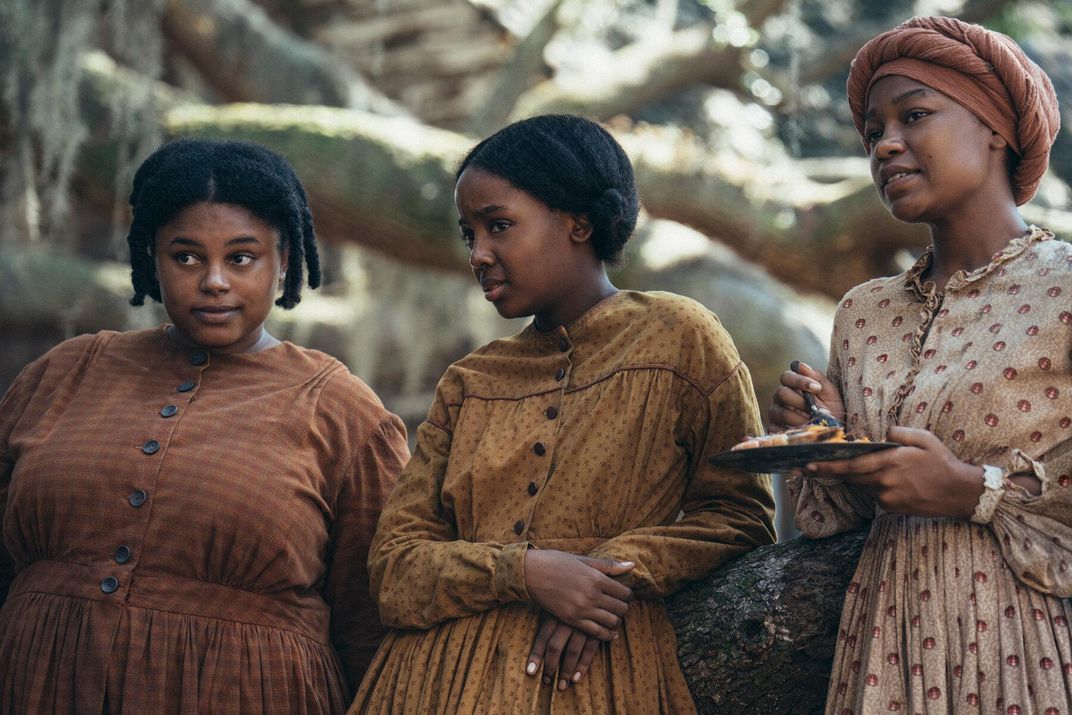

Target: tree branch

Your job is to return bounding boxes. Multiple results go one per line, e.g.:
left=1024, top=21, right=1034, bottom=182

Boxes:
left=163, top=0, right=406, bottom=114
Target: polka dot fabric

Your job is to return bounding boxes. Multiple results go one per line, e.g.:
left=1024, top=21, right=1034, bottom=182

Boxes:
left=350, top=291, right=777, bottom=714
left=789, top=228, right=1072, bottom=714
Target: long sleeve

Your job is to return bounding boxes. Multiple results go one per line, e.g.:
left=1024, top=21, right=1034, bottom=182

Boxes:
left=367, top=381, right=531, bottom=630
left=0, top=362, right=44, bottom=603
left=971, top=439, right=1072, bottom=597
left=588, top=362, right=776, bottom=599
left=0, top=335, right=98, bottom=603
left=324, top=413, right=409, bottom=692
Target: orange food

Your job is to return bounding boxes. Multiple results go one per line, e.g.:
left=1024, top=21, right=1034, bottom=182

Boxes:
left=730, top=424, right=870, bottom=451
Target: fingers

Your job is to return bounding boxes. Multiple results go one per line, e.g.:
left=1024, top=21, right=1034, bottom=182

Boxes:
left=527, top=616, right=558, bottom=678
left=598, top=592, right=630, bottom=618
left=541, top=622, right=573, bottom=686
left=789, top=360, right=827, bottom=382
left=579, top=556, right=634, bottom=577
left=573, top=618, right=617, bottom=641
left=557, top=630, right=589, bottom=691
left=886, top=426, right=938, bottom=448
left=782, top=367, right=824, bottom=393
left=807, top=452, right=889, bottom=477
left=769, top=386, right=811, bottom=430
left=573, top=635, right=601, bottom=685
left=599, top=576, right=633, bottom=603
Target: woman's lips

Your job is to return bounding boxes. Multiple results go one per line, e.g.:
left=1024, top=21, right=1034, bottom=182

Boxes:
left=883, top=170, right=919, bottom=198
left=481, top=280, right=506, bottom=302
left=192, top=306, right=240, bottom=323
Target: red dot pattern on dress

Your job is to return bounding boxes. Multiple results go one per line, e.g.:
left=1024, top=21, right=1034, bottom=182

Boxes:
left=807, top=232, right=1072, bottom=715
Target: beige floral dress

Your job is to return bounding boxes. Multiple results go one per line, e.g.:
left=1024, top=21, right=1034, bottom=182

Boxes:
left=790, top=228, right=1072, bottom=714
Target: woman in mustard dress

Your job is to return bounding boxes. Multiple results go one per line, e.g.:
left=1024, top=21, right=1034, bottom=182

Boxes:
left=351, top=115, right=776, bottom=714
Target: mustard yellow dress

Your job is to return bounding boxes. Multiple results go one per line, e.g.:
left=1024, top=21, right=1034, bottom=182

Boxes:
left=350, top=290, right=776, bottom=714
left=791, top=229, right=1072, bottom=714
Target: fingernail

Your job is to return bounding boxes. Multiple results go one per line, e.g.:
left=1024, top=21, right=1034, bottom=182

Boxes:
left=806, top=463, right=817, bottom=471
left=543, top=676, right=552, bottom=686
left=573, top=671, right=582, bottom=683
left=526, top=662, right=537, bottom=676
left=620, top=561, right=634, bottom=567
left=808, top=382, right=821, bottom=391
left=558, top=679, right=567, bottom=691
left=613, top=632, right=619, bottom=640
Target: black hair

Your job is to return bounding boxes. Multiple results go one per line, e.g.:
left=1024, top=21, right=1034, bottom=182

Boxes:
left=456, top=115, right=639, bottom=263
left=126, top=137, right=321, bottom=309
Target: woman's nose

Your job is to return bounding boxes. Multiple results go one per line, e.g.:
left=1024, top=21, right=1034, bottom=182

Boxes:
left=468, top=235, right=494, bottom=270
left=872, top=131, right=904, bottom=160
left=200, top=263, right=230, bottom=293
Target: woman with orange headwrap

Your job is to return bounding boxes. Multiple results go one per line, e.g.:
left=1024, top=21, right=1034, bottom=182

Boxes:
left=769, top=16, right=1069, bottom=714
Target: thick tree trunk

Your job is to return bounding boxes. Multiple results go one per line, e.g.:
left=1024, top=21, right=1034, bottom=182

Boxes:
left=667, top=528, right=869, bottom=715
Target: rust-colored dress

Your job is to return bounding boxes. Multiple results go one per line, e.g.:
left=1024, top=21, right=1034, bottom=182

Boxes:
left=0, top=327, right=410, bottom=714
left=350, top=290, right=777, bottom=714
left=790, top=228, right=1072, bottom=714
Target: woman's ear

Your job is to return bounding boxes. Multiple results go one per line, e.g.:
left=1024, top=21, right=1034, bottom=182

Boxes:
left=278, top=247, right=290, bottom=289
left=568, top=214, right=594, bottom=244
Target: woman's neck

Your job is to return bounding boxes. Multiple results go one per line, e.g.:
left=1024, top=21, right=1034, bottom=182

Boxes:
left=533, top=272, right=618, bottom=332
left=924, top=204, right=1028, bottom=288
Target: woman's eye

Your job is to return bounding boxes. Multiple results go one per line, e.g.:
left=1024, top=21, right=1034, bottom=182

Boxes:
left=231, top=254, right=254, bottom=266
left=489, top=220, right=510, bottom=233
left=175, top=252, right=198, bottom=265
left=906, top=110, right=928, bottom=122
left=865, top=128, right=882, bottom=144
left=459, top=228, right=474, bottom=248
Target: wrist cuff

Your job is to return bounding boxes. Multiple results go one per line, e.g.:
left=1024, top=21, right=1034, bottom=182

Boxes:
left=970, top=464, right=1006, bottom=524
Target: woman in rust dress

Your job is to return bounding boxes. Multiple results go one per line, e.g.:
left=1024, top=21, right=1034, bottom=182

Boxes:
left=0, top=138, right=409, bottom=713
left=770, top=17, right=1070, bottom=714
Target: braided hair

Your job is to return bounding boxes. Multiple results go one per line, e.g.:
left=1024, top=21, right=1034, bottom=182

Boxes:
left=456, top=115, right=639, bottom=263
left=126, top=137, right=321, bottom=308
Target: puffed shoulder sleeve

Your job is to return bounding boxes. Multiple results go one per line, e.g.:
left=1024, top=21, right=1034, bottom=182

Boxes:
left=970, top=441, right=1072, bottom=597
left=367, top=369, right=531, bottom=629
left=789, top=300, right=876, bottom=538
left=589, top=317, right=777, bottom=599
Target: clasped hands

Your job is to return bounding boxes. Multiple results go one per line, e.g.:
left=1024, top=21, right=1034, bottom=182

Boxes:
left=522, top=549, right=634, bottom=692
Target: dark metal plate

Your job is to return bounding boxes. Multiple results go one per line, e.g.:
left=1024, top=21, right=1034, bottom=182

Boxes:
left=708, top=442, right=898, bottom=473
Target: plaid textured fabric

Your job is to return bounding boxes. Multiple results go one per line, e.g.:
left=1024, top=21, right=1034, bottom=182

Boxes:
left=0, top=327, right=408, bottom=714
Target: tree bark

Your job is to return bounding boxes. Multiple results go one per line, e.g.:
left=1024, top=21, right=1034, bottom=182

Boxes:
left=163, top=0, right=406, bottom=114
left=667, top=528, right=869, bottom=715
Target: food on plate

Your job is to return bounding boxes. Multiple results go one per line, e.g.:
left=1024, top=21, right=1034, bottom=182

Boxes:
left=730, top=424, right=871, bottom=451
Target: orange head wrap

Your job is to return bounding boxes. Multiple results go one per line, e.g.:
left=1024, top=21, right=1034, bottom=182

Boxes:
left=846, top=16, right=1060, bottom=205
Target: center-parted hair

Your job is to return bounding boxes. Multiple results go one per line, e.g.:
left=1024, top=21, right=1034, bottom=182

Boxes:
left=126, top=137, right=321, bottom=308
left=456, top=115, right=640, bottom=263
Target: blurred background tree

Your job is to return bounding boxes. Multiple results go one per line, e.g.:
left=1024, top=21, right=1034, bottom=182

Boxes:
left=2, top=0, right=1070, bottom=533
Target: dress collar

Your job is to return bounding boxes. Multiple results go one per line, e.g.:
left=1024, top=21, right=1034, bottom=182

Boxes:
left=903, top=225, right=1053, bottom=299
left=525, top=290, right=627, bottom=352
